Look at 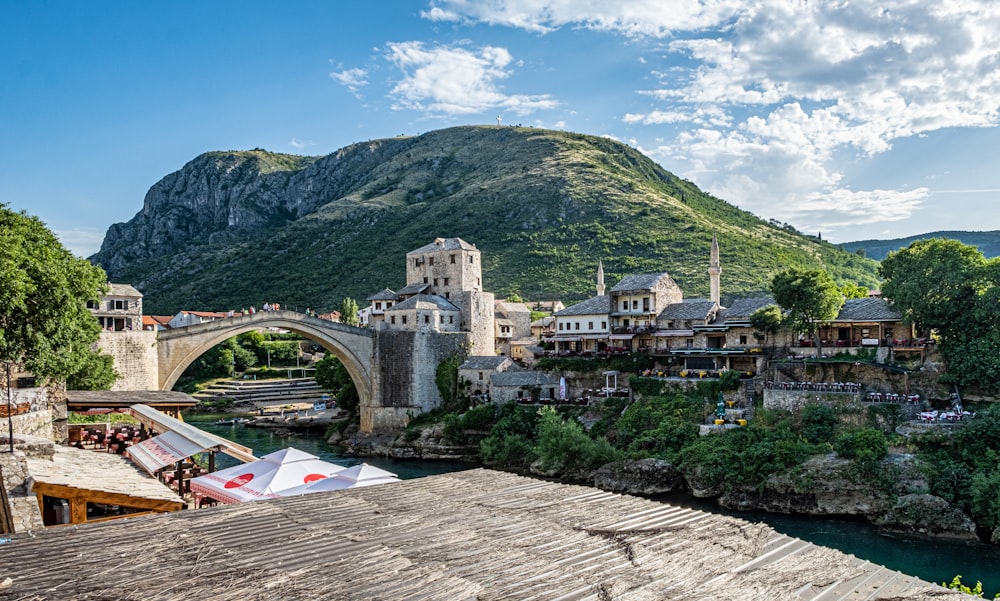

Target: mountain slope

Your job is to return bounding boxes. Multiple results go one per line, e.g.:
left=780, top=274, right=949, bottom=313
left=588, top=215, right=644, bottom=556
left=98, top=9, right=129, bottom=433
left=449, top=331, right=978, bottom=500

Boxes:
left=92, top=126, right=880, bottom=315
left=842, top=231, right=1000, bottom=261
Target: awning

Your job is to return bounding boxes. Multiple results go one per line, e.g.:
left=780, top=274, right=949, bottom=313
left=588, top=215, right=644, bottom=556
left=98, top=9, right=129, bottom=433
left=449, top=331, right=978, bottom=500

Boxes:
left=609, top=333, right=635, bottom=340
left=581, top=334, right=608, bottom=340
left=544, top=335, right=581, bottom=342
left=126, top=431, right=214, bottom=475
left=130, top=404, right=256, bottom=464
left=655, top=329, right=694, bottom=337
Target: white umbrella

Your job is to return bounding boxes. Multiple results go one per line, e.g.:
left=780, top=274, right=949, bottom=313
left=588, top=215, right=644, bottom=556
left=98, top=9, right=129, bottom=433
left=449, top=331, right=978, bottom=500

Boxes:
left=276, top=463, right=400, bottom=497
left=189, top=447, right=346, bottom=504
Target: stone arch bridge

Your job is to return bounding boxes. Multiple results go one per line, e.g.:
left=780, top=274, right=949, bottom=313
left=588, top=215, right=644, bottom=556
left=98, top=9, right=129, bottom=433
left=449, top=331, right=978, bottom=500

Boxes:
left=151, top=310, right=469, bottom=433
left=156, top=311, right=375, bottom=408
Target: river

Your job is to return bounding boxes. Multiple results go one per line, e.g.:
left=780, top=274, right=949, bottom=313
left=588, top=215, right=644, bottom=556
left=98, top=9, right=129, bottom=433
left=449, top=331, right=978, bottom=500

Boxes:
left=186, top=414, right=1000, bottom=596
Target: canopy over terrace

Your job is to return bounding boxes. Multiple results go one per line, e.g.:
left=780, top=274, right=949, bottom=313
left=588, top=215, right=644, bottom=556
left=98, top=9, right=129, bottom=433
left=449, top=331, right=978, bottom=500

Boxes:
left=65, top=390, right=197, bottom=419
left=129, top=404, right=255, bottom=464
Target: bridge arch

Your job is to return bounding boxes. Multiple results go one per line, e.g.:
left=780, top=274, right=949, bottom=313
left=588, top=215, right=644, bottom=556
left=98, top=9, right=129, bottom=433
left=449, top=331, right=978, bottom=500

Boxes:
left=155, top=311, right=374, bottom=406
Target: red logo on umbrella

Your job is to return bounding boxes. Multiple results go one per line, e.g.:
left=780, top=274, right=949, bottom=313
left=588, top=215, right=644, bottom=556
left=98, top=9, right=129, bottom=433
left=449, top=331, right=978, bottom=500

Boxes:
left=225, top=473, right=254, bottom=488
left=303, top=473, right=327, bottom=484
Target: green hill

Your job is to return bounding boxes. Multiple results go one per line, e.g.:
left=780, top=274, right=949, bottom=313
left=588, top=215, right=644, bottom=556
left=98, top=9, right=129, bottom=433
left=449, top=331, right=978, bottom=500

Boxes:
left=842, top=231, right=1000, bottom=261
left=91, top=126, right=880, bottom=315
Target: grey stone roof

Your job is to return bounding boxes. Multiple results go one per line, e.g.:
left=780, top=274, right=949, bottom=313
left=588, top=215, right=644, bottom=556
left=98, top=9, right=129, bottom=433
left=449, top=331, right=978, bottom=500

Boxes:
left=496, top=301, right=531, bottom=314
left=658, top=300, right=717, bottom=321
left=719, top=296, right=777, bottom=322
left=833, top=297, right=902, bottom=321
left=491, top=370, right=560, bottom=387
left=366, top=288, right=398, bottom=301
left=531, top=316, right=555, bottom=327
left=459, top=356, right=514, bottom=371
left=397, top=283, right=430, bottom=296
left=386, top=294, right=460, bottom=312
left=555, top=295, right=612, bottom=317
left=408, top=237, right=477, bottom=254
left=610, top=273, right=672, bottom=293
left=107, top=283, right=142, bottom=297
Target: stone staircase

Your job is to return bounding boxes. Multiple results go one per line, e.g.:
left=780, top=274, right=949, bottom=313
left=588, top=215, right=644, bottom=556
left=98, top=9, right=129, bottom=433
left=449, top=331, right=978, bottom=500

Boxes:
left=193, top=377, right=330, bottom=408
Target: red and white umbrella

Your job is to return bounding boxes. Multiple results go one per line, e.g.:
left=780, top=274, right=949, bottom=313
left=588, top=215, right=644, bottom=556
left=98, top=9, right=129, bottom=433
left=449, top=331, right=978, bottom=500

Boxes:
left=276, top=463, right=399, bottom=497
left=189, top=447, right=346, bottom=504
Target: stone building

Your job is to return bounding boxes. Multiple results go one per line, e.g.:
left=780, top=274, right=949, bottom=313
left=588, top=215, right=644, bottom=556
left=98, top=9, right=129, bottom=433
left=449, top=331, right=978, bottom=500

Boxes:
left=89, top=284, right=159, bottom=391
left=609, top=272, right=684, bottom=352
left=494, top=300, right=532, bottom=356
left=89, top=283, right=143, bottom=332
left=374, top=237, right=496, bottom=356
left=383, top=295, right=461, bottom=333
left=458, top=355, right=517, bottom=398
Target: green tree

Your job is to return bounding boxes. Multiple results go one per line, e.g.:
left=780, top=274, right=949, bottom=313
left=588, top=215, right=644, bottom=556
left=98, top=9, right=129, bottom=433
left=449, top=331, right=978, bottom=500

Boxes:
left=314, top=353, right=358, bottom=413
left=839, top=283, right=869, bottom=299
left=879, top=239, right=988, bottom=337
left=771, top=268, right=843, bottom=355
left=0, top=205, right=116, bottom=386
left=749, top=304, right=783, bottom=349
left=340, top=297, right=360, bottom=327
left=879, top=239, right=1000, bottom=391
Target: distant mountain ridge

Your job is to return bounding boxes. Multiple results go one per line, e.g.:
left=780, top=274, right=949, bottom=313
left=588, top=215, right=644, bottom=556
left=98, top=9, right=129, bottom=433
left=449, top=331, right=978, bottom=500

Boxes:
left=91, top=126, right=880, bottom=315
left=841, top=231, right=1000, bottom=261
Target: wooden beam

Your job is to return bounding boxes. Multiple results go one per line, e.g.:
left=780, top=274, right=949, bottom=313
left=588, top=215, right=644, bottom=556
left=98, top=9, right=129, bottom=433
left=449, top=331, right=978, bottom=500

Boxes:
left=32, top=481, right=184, bottom=516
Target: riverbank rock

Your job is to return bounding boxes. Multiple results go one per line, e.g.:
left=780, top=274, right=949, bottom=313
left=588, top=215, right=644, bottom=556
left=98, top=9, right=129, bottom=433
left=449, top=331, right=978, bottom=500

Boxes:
left=592, top=458, right=683, bottom=495
left=719, top=453, right=925, bottom=517
left=340, top=424, right=479, bottom=461
left=873, top=493, right=978, bottom=540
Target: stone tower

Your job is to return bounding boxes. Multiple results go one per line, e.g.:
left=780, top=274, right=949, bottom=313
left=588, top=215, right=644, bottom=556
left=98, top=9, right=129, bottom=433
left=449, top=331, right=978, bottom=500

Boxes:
left=596, top=261, right=606, bottom=296
left=404, top=238, right=495, bottom=356
left=709, top=234, right=721, bottom=305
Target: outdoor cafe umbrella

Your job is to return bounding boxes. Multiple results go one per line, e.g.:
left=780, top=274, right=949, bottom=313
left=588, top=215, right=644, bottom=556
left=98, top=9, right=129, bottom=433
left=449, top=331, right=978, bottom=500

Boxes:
left=276, top=463, right=400, bottom=497
left=189, top=447, right=346, bottom=504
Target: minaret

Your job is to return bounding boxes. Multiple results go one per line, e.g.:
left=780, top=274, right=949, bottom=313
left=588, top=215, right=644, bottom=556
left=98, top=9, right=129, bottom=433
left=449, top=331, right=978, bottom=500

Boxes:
left=596, top=261, right=606, bottom=296
left=709, top=235, right=721, bottom=305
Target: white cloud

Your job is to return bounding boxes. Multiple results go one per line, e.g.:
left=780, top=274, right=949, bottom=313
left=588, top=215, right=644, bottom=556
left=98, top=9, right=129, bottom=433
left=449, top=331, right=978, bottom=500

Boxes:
left=330, top=67, right=369, bottom=93
left=288, top=138, right=313, bottom=150
left=385, top=41, right=557, bottom=116
left=55, top=227, right=105, bottom=258
left=426, top=1, right=1000, bottom=234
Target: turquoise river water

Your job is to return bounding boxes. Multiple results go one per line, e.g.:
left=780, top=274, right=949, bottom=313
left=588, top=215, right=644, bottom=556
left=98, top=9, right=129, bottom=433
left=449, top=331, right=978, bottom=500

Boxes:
left=186, top=414, right=1000, bottom=596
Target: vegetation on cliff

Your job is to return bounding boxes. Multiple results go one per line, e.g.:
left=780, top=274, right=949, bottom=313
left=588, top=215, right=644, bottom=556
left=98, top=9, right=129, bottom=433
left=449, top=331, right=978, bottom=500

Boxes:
left=92, top=126, right=880, bottom=315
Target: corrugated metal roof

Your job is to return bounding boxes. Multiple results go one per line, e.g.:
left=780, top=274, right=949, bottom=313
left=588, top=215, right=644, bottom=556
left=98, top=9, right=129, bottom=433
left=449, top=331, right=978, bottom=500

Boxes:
left=0, top=469, right=958, bottom=601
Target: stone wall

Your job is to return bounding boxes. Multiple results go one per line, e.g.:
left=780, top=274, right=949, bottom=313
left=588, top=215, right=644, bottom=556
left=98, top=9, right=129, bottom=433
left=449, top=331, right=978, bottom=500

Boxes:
left=0, top=409, right=54, bottom=441
left=0, top=438, right=52, bottom=533
left=98, top=330, right=159, bottom=391
left=365, top=329, right=472, bottom=433
left=461, top=290, right=495, bottom=357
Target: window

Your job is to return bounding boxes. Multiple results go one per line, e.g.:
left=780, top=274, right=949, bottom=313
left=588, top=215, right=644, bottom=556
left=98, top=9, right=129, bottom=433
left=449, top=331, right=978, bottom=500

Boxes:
left=449, top=316, right=453, bottom=324
left=740, top=335, right=747, bottom=345
left=429, top=257, right=435, bottom=266
left=450, top=254, right=456, bottom=264
left=575, top=322, right=580, bottom=330
left=423, top=277, right=428, bottom=284
left=478, top=372, right=483, bottom=381
left=686, top=339, right=693, bottom=348
left=86, top=300, right=98, bottom=309
left=391, top=316, right=396, bottom=325
left=632, top=300, right=639, bottom=310
left=424, top=315, right=430, bottom=324
left=375, top=302, right=382, bottom=310
left=643, top=297, right=650, bottom=311
left=433, top=278, right=439, bottom=286
left=559, top=322, right=564, bottom=331
left=109, top=299, right=128, bottom=310
left=443, top=278, right=449, bottom=286
left=601, top=321, right=607, bottom=329
left=469, top=256, right=474, bottom=264
left=445, top=292, right=450, bottom=299
left=622, top=301, right=628, bottom=311
left=588, top=321, right=593, bottom=330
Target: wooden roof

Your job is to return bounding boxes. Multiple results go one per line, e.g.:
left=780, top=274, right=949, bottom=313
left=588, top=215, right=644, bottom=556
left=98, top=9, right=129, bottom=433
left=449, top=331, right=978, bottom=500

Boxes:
left=0, top=469, right=960, bottom=601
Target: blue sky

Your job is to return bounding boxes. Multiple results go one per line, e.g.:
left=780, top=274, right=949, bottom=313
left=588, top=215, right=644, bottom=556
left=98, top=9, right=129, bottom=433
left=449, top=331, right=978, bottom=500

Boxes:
left=4, top=1, right=1000, bottom=257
